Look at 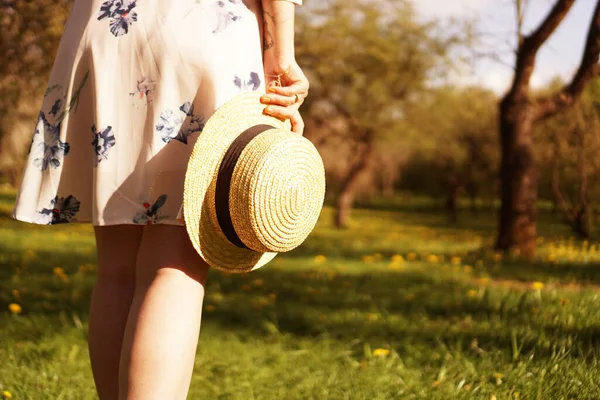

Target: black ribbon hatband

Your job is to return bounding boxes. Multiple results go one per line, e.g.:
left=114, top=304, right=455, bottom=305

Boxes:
left=214, top=124, right=276, bottom=249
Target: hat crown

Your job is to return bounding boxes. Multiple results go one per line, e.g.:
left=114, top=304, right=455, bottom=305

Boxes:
left=229, top=128, right=325, bottom=253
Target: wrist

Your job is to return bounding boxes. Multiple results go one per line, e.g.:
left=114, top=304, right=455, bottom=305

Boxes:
left=263, top=55, right=296, bottom=74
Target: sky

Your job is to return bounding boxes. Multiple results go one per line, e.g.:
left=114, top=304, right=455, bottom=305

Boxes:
left=409, top=0, right=597, bottom=95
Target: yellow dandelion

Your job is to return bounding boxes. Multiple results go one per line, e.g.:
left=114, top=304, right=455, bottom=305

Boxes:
left=372, top=348, right=390, bottom=357
left=268, top=293, right=277, bottom=301
left=8, top=303, right=22, bottom=314
left=492, top=252, right=502, bottom=261
left=407, top=252, right=417, bottom=261
left=2, top=391, right=13, bottom=399
left=432, top=380, right=441, bottom=388
left=53, top=267, right=65, bottom=276
left=205, top=305, right=215, bottom=312
left=241, top=284, right=251, bottom=291
left=467, top=289, right=478, bottom=298
left=362, top=255, right=376, bottom=264
left=391, top=254, right=404, bottom=263
left=388, top=263, right=404, bottom=271
left=366, top=313, right=379, bottom=321
left=477, top=277, right=490, bottom=286
left=450, top=256, right=461, bottom=265
left=546, top=254, right=556, bottom=262
left=513, top=393, right=520, bottom=398
left=426, top=254, right=439, bottom=263
left=313, top=254, right=327, bottom=264
left=493, top=372, right=503, bottom=379
left=531, top=281, right=544, bottom=290
left=373, top=253, right=382, bottom=260
left=463, top=265, right=473, bottom=273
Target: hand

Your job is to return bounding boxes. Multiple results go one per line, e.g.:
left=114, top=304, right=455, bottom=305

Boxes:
left=261, top=60, right=309, bottom=135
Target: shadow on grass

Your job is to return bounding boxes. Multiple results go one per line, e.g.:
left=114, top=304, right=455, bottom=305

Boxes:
left=2, top=242, right=600, bottom=363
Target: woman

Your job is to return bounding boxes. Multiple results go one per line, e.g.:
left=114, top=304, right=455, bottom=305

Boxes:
left=11, top=0, right=309, bottom=398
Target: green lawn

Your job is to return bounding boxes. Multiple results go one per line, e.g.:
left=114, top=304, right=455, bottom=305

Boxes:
left=1, top=186, right=600, bottom=399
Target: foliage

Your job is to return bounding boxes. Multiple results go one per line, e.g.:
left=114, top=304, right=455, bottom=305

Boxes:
left=0, top=0, right=73, bottom=179
left=2, top=188, right=600, bottom=398
left=295, top=0, right=471, bottom=193
left=400, top=86, right=499, bottom=199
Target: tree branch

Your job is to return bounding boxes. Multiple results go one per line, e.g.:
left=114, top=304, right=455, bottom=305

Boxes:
left=534, top=0, right=600, bottom=120
left=508, top=0, right=575, bottom=96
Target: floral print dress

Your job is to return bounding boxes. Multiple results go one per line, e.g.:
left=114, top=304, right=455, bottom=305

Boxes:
left=12, top=0, right=300, bottom=226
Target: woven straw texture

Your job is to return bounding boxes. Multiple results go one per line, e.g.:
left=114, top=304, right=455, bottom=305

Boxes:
left=183, top=91, right=326, bottom=273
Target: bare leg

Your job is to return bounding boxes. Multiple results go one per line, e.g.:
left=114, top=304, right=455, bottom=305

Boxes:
left=89, top=225, right=144, bottom=400
left=118, top=224, right=210, bottom=400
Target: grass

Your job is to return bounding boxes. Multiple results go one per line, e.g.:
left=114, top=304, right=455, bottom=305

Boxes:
left=1, top=186, right=600, bottom=399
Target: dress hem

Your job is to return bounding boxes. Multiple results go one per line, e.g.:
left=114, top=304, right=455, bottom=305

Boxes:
left=11, top=213, right=186, bottom=227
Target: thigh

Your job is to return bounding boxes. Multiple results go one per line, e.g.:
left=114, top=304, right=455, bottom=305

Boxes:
left=135, top=224, right=210, bottom=286
left=93, top=225, right=144, bottom=281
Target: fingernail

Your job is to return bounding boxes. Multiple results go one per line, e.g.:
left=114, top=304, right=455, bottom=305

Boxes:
left=268, top=86, right=277, bottom=93
left=260, top=96, right=270, bottom=104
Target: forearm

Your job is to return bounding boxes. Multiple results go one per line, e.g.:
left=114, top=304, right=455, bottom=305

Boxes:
left=261, top=0, right=297, bottom=71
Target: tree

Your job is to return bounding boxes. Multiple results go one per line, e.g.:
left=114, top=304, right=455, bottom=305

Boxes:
left=536, top=79, right=600, bottom=237
left=401, top=86, right=499, bottom=220
left=295, top=0, right=467, bottom=228
left=497, top=0, right=600, bottom=257
left=0, top=0, right=72, bottom=184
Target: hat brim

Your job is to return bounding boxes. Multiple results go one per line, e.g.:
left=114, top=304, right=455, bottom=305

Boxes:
left=183, top=91, right=290, bottom=273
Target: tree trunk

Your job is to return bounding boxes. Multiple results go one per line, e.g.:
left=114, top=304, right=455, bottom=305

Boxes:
left=495, top=0, right=600, bottom=257
left=574, top=123, right=590, bottom=238
left=446, top=175, right=460, bottom=223
left=334, top=131, right=374, bottom=228
left=496, top=98, right=537, bottom=258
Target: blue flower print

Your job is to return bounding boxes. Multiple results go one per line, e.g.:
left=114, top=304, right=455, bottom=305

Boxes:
left=213, top=0, right=242, bottom=33
left=98, top=0, right=138, bottom=37
left=133, top=194, right=168, bottom=225
left=179, top=102, right=205, bottom=144
left=92, top=124, right=116, bottom=167
left=156, top=109, right=183, bottom=143
left=156, top=101, right=204, bottom=145
left=37, top=194, right=81, bottom=225
left=30, top=111, right=70, bottom=171
left=234, top=72, right=261, bottom=91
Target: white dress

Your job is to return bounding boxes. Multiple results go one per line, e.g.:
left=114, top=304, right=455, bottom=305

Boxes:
left=11, top=0, right=300, bottom=226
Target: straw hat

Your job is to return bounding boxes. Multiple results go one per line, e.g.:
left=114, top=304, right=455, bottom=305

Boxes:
left=182, top=91, right=326, bottom=273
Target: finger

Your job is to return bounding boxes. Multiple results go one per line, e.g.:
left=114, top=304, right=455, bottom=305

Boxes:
left=262, top=104, right=299, bottom=122
left=260, top=93, right=297, bottom=107
left=289, top=110, right=305, bottom=135
left=268, top=81, right=309, bottom=97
